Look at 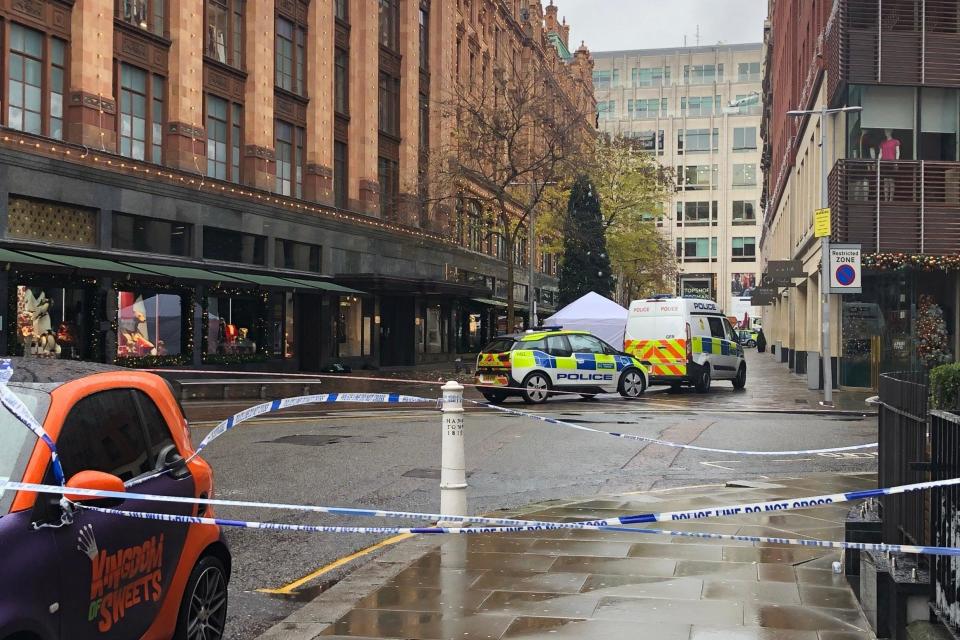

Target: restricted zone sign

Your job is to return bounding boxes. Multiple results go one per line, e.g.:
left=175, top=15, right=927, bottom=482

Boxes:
left=829, top=244, right=862, bottom=294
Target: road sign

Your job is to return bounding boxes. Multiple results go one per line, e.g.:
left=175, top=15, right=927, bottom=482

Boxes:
left=814, top=208, right=831, bottom=238
left=829, top=244, right=861, bottom=294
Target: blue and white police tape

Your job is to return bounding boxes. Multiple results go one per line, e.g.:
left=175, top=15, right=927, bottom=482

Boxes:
left=75, top=503, right=960, bottom=557
left=470, top=399, right=879, bottom=456
left=192, top=392, right=434, bottom=458
left=8, top=474, right=960, bottom=530
left=0, top=360, right=65, bottom=485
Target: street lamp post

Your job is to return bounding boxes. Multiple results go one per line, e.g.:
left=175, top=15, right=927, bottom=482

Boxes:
left=786, top=105, right=862, bottom=406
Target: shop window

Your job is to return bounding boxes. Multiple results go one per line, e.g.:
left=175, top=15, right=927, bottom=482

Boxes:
left=337, top=295, right=363, bottom=357
left=275, top=120, right=305, bottom=198
left=275, top=15, right=306, bottom=95
left=920, top=87, right=959, bottom=161
left=275, top=239, right=321, bottom=272
left=425, top=305, right=445, bottom=354
left=680, top=279, right=712, bottom=299
left=113, top=212, right=192, bottom=256
left=206, top=95, right=242, bottom=182
left=207, top=294, right=262, bottom=356
left=7, top=25, right=66, bottom=139
left=16, top=285, right=88, bottom=359
left=117, top=290, right=183, bottom=358
left=203, top=227, right=266, bottom=264
left=8, top=197, right=97, bottom=247
left=206, top=0, right=244, bottom=68
left=847, top=85, right=915, bottom=160
left=119, top=64, right=165, bottom=164
left=283, top=292, right=295, bottom=359
left=119, top=0, right=165, bottom=37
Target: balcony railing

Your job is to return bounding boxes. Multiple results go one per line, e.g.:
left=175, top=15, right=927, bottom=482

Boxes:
left=827, top=0, right=960, bottom=102
left=828, top=159, right=960, bottom=254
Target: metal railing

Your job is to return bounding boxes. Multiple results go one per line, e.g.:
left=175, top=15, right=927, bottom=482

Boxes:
left=931, top=409, right=960, bottom=631
left=877, top=371, right=930, bottom=549
left=828, top=0, right=960, bottom=101
left=829, top=159, right=960, bottom=254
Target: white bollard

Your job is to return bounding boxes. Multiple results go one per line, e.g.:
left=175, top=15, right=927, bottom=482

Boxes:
left=439, top=380, right=467, bottom=527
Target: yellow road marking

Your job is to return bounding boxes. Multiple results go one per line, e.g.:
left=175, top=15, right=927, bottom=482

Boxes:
left=257, top=533, right=414, bottom=595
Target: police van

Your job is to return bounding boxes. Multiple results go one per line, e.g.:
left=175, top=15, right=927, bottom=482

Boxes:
left=623, top=296, right=746, bottom=393
left=475, top=328, right=649, bottom=404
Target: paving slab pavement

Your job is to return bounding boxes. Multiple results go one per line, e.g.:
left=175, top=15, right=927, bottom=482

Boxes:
left=257, top=473, right=878, bottom=640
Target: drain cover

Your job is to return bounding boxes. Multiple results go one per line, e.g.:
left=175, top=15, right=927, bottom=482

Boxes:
left=403, top=468, right=474, bottom=479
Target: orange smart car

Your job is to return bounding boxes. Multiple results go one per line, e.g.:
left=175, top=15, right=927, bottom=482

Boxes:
left=0, top=369, right=230, bottom=640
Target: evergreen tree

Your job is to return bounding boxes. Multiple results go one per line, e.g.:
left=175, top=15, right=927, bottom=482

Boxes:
left=917, top=295, right=953, bottom=367
left=558, top=175, right=614, bottom=306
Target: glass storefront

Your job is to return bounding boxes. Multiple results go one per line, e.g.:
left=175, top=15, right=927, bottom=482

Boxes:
left=16, top=285, right=88, bottom=359
left=117, top=290, right=183, bottom=358
left=207, top=294, right=263, bottom=356
left=337, top=295, right=363, bottom=357
left=841, top=271, right=956, bottom=388
left=425, top=304, right=445, bottom=354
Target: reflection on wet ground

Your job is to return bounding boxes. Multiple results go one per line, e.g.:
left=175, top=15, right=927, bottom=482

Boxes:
left=320, top=473, right=876, bottom=639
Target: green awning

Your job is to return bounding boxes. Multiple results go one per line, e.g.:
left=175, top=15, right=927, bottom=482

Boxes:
left=120, top=262, right=247, bottom=283
left=210, top=270, right=306, bottom=289
left=472, top=298, right=508, bottom=308
left=281, top=277, right=366, bottom=295
left=17, top=250, right=158, bottom=275
left=0, top=248, right=61, bottom=266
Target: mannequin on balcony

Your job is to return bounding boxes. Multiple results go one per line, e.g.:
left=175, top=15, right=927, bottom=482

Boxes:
left=876, top=129, right=901, bottom=201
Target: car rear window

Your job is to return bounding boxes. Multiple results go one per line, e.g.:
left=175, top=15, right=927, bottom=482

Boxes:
left=0, top=386, right=52, bottom=514
left=626, top=315, right=685, bottom=341
left=481, top=338, right=516, bottom=353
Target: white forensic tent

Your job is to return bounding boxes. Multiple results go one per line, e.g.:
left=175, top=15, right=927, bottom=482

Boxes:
left=543, top=292, right=628, bottom=348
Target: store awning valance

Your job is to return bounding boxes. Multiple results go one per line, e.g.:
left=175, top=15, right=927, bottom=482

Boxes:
left=120, top=262, right=247, bottom=283
left=209, top=270, right=305, bottom=289
left=472, top=298, right=508, bottom=308
left=0, top=248, right=60, bottom=267
left=280, top=277, right=366, bottom=295
left=16, top=250, right=158, bottom=275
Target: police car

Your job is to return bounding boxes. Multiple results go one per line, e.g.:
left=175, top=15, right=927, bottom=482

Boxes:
left=624, top=296, right=746, bottom=393
left=475, top=328, right=649, bottom=404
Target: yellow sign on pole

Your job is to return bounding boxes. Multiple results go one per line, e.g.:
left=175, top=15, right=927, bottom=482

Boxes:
left=814, top=207, right=832, bottom=238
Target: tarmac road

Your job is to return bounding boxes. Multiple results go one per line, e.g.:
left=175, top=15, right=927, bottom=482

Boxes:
left=182, top=387, right=878, bottom=640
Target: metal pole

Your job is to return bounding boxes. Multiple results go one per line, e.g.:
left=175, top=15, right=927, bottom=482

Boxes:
left=529, top=181, right=538, bottom=328
left=820, top=109, right=834, bottom=405
left=439, top=380, right=466, bottom=526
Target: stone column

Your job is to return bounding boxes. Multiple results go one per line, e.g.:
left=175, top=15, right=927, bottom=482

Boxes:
left=165, top=0, right=207, bottom=172
left=397, top=0, right=420, bottom=226
left=243, top=0, right=277, bottom=190
left=348, top=0, right=380, bottom=215
left=304, top=0, right=335, bottom=204
left=67, top=0, right=117, bottom=149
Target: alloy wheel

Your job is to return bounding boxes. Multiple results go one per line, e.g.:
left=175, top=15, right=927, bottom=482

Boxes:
left=622, top=371, right=644, bottom=397
left=187, top=565, right=228, bottom=640
left=524, top=374, right=550, bottom=403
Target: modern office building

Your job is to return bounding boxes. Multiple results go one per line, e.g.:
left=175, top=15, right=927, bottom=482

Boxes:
left=761, top=0, right=960, bottom=390
left=591, top=43, right=763, bottom=318
left=0, top=0, right=593, bottom=370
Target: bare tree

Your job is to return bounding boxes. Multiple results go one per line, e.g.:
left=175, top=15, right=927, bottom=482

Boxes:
left=432, top=54, right=595, bottom=330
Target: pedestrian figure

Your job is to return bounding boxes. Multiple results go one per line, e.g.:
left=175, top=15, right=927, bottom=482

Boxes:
left=756, top=328, right=767, bottom=353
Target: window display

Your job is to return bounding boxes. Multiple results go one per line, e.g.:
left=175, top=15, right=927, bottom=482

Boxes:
left=17, top=286, right=86, bottom=359
left=117, top=291, right=183, bottom=358
left=426, top=305, right=443, bottom=354
left=338, top=296, right=362, bottom=357
left=207, top=295, right=261, bottom=355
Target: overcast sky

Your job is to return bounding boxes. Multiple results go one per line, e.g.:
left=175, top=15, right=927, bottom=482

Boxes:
left=555, top=0, right=768, bottom=52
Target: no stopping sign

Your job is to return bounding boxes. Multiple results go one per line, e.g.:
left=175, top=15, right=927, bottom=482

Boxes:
left=829, top=245, right=862, bottom=293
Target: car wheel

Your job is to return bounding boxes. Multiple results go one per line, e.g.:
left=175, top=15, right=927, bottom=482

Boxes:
left=694, top=366, right=712, bottom=394
left=733, top=364, right=747, bottom=390
left=619, top=369, right=646, bottom=398
left=521, top=372, right=551, bottom=404
left=175, top=555, right=229, bottom=640
left=481, top=390, right=508, bottom=404
left=747, top=340, right=757, bottom=348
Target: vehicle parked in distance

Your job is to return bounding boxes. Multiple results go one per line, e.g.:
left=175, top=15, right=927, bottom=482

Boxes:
left=624, top=296, right=746, bottom=393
